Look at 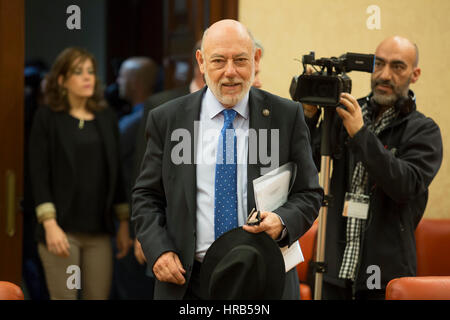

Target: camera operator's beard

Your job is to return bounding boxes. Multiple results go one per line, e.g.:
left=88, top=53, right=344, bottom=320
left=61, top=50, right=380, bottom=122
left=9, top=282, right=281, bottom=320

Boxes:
left=205, top=71, right=254, bottom=108
left=371, top=77, right=411, bottom=107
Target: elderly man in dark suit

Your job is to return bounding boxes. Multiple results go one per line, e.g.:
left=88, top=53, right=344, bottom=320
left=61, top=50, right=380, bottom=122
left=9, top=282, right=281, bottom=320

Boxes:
left=132, top=19, right=323, bottom=300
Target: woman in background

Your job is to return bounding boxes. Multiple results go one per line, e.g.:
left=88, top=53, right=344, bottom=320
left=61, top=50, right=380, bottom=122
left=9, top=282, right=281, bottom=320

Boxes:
left=29, top=47, right=132, bottom=299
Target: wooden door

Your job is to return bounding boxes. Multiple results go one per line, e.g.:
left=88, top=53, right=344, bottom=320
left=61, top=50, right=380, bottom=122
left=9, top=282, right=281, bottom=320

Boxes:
left=163, top=0, right=238, bottom=89
left=0, top=0, right=24, bottom=285
left=106, top=0, right=238, bottom=90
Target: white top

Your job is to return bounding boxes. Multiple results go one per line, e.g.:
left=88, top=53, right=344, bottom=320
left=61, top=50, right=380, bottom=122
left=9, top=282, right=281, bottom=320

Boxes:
left=195, top=88, right=249, bottom=262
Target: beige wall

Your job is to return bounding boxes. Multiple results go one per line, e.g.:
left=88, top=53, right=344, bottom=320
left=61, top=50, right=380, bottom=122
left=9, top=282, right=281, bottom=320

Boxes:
left=240, top=0, right=450, bottom=219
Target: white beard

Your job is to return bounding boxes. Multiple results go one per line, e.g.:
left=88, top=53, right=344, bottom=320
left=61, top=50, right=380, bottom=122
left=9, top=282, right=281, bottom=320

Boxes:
left=204, top=66, right=255, bottom=107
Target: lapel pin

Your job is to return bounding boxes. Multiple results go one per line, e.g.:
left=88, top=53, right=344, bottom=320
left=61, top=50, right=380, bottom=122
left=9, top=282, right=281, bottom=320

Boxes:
left=262, top=108, right=270, bottom=117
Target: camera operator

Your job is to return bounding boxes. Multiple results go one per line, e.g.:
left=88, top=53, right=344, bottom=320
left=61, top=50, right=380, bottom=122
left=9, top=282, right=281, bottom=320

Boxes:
left=303, top=36, right=443, bottom=299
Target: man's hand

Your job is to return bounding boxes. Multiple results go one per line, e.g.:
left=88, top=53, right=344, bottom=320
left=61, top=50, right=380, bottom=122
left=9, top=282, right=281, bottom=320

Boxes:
left=242, top=211, right=284, bottom=240
left=336, top=93, right=364, bottom=138
left=153, top=251, right=186, bottom=285
left=134, top=239, right=147, bottom=265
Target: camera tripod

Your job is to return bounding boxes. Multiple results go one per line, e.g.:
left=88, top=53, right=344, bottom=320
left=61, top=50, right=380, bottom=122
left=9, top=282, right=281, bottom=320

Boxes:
left=313, top=107, right=335, bottom=300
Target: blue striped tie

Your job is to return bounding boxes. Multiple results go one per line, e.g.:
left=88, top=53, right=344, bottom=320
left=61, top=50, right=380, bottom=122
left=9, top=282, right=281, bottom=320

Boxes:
left=214, top=109, right=238, bottom=239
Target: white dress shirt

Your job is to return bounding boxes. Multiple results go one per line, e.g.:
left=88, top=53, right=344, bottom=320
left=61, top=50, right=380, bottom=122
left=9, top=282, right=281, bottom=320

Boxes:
left=195, top=88, right=249, bottom=262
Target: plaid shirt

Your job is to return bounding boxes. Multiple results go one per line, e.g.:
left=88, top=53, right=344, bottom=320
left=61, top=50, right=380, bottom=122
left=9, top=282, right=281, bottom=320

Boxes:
left=338, top=102, right=397, bottom=280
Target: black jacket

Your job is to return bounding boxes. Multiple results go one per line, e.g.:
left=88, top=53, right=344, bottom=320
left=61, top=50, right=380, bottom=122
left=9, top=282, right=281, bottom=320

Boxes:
left=134, top=85, right=191, bottom=187
left=306, top=93, right=443, bottom=292
left=29, top=106, right=127, bottom=242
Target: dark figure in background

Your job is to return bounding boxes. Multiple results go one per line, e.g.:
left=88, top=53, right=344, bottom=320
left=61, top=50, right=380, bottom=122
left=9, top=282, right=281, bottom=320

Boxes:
left=110, top=56, right=158, bottom=300
left=117, top=57, right=158, bottom=201
left=104, top=82, right=130, bottom=120
left=28, top=47, right=132, bottom=300
left=105, top=57, right=165, bottom=121
left=23, top=61, right=49, bottom=300
left=303, top=36, right=443, bottom=299
left=252, top=39, right=264, bottom=89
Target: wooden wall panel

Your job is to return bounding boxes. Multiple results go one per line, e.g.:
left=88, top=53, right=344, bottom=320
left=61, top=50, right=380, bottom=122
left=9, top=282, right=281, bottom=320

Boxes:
left=0, top=0, right=25, bottom=285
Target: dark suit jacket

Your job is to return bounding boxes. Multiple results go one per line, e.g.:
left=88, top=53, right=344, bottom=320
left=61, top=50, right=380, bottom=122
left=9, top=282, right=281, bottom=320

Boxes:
left=119, top=106, right=144, bottom=204
left=132, top=87, right=323, bottom=299
left=29, top=106, right=127, bottom=242
left=134, top=85, right=191, bottom=186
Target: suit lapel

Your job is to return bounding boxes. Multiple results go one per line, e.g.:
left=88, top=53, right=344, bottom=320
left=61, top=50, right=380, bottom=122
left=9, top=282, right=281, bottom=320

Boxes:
left=179, top=88, right=205, bottom=219
left=247, top=88, right=271, bottom=213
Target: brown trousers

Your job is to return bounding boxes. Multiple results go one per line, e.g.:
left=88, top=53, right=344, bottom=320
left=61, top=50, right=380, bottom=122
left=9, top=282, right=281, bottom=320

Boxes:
left=38, top=233, right=112, bottom=300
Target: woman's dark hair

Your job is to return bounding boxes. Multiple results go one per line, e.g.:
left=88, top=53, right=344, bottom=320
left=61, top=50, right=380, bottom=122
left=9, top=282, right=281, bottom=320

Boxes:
left=44, top=47, right=107, bottom=112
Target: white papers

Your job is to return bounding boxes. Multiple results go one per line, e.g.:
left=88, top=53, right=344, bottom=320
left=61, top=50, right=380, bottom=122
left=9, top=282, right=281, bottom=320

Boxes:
left=253, top=170, right=291, bottom=213
left=252, top=162, right=304, bottom=272
left=280, top=241, right=303, bottom=273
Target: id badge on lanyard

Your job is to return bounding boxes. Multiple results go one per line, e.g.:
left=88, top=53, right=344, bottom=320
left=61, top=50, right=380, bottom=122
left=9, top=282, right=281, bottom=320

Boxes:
left=342, top=192, right=370, bottom=220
